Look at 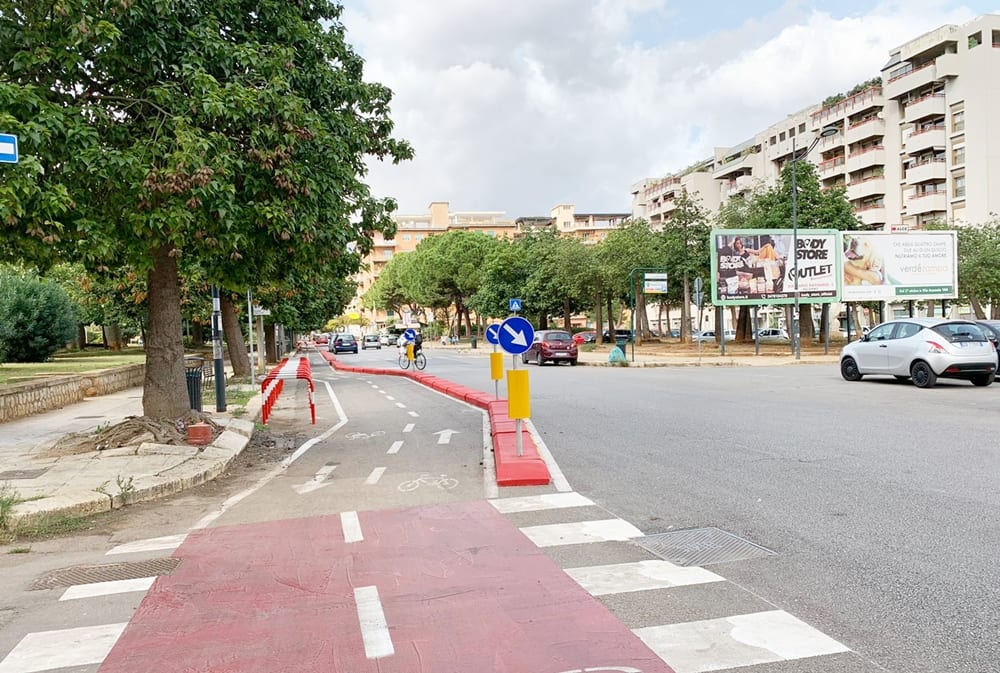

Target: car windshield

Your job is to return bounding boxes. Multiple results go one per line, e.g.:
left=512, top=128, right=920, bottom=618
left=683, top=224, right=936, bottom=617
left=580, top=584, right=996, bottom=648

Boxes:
left=933, top=322, right=987, bottom=342
left=338, top=335, right=354, bottom=342
left=545, top=332, right=572, bottom=342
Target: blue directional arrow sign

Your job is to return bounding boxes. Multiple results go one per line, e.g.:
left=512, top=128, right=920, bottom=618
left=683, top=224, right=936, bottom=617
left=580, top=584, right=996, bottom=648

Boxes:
left=508, top=298, right=522, bottom=312
left=485, top=323, right=502, bottom=345
left=0, top=134, right=18, bottom=164
left=498, top=316, right=533, bottom=355
left=403, top=328, right=417, bottom=341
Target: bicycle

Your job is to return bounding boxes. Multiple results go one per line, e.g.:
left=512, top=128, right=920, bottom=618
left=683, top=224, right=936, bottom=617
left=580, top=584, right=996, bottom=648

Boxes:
left=397, top=349, right=426, bottom=370
left=397, top=473, right=458, bottom=492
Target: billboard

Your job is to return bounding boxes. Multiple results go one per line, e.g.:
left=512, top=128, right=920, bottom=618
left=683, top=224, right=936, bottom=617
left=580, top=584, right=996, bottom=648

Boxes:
left=840, top=231, right=957, bottom=301
left=710, top=229, right=840, bottom=306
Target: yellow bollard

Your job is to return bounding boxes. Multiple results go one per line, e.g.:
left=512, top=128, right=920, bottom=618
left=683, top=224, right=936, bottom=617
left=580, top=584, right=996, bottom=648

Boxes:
left=490, top=352, right=503, bottom=381
left=507, top=369, right=530, bottom=419
left=406, top=343, right=414, bottom=360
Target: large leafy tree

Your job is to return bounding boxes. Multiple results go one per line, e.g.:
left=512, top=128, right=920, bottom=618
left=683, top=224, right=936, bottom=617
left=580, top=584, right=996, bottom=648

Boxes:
left=661, top=190, right=711, bottom=342
left=596, top=219, right=663, bottom=339
left=0, top=1, right=411, bottom=417
left=954, top=219, right=1000, bottom=318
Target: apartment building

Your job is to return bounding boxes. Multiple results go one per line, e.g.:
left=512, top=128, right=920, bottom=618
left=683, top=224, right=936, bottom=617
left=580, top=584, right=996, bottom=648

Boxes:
left=633, top=14, right=1000, bottom=232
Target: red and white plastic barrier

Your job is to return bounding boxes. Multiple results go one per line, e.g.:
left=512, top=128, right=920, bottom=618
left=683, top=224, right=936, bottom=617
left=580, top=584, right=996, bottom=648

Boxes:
left=260, top=356, right=316, bottom=424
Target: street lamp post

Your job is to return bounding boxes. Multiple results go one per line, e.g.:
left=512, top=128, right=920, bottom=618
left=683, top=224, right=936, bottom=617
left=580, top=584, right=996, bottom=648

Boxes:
left=790, top=124, right=839, bottom=359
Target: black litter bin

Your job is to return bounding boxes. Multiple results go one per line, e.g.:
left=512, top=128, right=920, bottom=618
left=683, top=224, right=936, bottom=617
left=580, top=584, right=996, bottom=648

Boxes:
left=184, top=356, right=204, bottom=411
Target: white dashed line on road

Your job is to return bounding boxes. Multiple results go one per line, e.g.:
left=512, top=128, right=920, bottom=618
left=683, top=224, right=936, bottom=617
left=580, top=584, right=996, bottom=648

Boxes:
left=387, top=441, right=403, bottom=455
left=365, top=467, right=386, bottom=485
left=341, top=511, right=363, bottom=543
left=354, top=586, right=394, bottom=659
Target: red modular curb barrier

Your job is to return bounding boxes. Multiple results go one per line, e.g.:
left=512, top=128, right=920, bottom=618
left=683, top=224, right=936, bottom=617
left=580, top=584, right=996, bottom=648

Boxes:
left=323, top=352, right=551, bottom=487
left=261, top=355, right=315, bottom=425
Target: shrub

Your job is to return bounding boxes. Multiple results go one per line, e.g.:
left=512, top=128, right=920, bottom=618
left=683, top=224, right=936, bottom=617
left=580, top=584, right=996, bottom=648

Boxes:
left=0, top=271, right=78, bottom=363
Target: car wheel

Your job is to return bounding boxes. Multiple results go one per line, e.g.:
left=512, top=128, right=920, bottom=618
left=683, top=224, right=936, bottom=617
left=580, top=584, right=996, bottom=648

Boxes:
left=536, top=352, right=544, bottom=366
left=522, top=353, right=529, bottom=364
left=970, top=373, right=994, bottom=387
left=910, top=361, right=937, bottom=388
left=840, top=356, right=862, bottom=382
left=570, top=359, right=577, bottom=366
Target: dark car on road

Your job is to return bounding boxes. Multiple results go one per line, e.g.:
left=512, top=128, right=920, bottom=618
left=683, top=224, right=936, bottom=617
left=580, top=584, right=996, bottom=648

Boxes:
left=976, top=320, right=1000, bottom=376
left=602, top=329, right=634, bottom=343
left=522, top=329, right=578, bottom=366
left=330, top=333, right=358, bottom=354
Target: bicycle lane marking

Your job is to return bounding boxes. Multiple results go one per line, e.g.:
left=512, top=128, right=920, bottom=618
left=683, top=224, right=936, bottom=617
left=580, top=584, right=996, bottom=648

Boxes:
left=98, top=502, right=676, bottom=673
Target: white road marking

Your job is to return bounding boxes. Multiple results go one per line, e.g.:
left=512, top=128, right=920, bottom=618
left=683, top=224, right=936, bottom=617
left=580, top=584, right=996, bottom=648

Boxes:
left=0, top=623, right=127, bottom=673
left=385, top=395, right=395, bottom=401
left=489, top=492, right=594, bottom=513
left=634, top=610, right=850, bottom=673
left=565, top=560, right=724, bottom=596
left=395, top=402, right=406, bottom=408
left=370, top=383, right=379, bottom=388
left=482, top=414, right=498, bottom=499
left=192, top=379, right=348, bottom=530
left=293, top=463, right=337, bottom=494
left=519, top=519, right=644, bottom=547
left=525, top=418, right=572, bottom=492
left=387, top=440, right=403, bottom=455
left=354, top=585, right=394, bottom=659
left=433, top=428, right=459, bottom=444
left=59, top=576, right=156, bottom=601
left=408, top=411, right=419, bottom=417
left=341, top=511, right=363, bottom=543
left=378, top=390, right=388, bottom=395
left=365, top=467, right=386, bottom=485
left=106, top=534, right=186, bottom=555
left=403, top=423, right=414, bottom=433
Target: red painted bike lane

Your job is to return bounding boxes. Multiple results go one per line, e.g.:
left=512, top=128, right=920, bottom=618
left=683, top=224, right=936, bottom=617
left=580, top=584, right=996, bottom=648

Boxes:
left=100, top=501, right=674, bottom=673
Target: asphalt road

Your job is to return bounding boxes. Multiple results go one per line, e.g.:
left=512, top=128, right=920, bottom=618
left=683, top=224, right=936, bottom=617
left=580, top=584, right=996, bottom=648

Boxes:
left=419, top=346, right=1000, bottom=673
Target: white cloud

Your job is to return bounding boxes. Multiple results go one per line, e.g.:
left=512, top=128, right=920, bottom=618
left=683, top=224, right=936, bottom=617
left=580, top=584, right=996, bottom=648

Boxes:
left=342, top=1, right=989, bottom=216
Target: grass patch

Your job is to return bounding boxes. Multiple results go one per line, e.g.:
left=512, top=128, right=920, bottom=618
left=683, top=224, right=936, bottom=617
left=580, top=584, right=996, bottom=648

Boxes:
left=5, top=514, right=92, bottom=542
left=203, top=383, right=257, bottom=417
left=0, top=483, right=18, bottom=530
left=0, top=349, right=146, bottom=384
left=8, top=547, right=30, bottom=554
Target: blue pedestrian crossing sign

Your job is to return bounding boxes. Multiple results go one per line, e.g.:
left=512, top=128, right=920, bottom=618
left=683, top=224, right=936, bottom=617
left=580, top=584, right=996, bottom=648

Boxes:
left=508, top=298, right=522, bottom=312
left=0, top=134, right=18, bottom=164
left=498, top=316, right=534, bottom=355
left=485, top=323, right=502, bottom=345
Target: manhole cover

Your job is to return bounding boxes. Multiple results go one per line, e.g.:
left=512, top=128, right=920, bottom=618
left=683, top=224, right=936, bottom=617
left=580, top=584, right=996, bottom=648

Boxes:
left=634, top=527, right=776, bottom=567
left=0, top=468, right=49, bottom=480
left=29, top=557, right=181, bottom=590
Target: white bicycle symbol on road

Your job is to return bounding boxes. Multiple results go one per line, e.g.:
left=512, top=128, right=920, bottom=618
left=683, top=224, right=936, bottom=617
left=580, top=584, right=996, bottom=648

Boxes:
left=345, top=431, right=386, bottom=440
left=397, top=473, right=459, bottom=492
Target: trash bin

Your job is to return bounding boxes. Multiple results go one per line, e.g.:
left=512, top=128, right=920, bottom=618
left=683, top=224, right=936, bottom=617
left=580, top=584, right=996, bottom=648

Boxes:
left=616, top=338, right=628, bottom=350
left=470, top=335, right=477, bottom=349
left=184, top=356, right=204, bottom=411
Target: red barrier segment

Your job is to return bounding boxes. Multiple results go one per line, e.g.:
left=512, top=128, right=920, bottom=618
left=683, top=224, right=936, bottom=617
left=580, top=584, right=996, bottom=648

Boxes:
left=322, top=352, right=551, bottom=486
left=260, top=356, right=315, bottom=425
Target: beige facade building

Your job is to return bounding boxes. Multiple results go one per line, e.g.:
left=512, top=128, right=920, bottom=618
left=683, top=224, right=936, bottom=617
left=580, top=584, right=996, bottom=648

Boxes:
left=517, top=204, right=630, bottom=243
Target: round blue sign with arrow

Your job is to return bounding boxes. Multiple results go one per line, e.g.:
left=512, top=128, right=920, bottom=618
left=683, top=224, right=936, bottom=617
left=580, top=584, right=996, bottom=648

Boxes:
left=498, top=316, right=534, bottom=355
left=485, top=323, right=502, bottom=345
left=403, top=328, right=417, bottom=341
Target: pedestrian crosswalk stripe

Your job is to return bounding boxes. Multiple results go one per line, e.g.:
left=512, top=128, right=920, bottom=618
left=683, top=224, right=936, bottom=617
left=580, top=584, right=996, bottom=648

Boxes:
left=355, top=586, right=394, bottom=659
left=565, top=559, right=725, bottom=596
left=0, top=623, right=127, bottom=673
left=342, top=510, right=363, bottom=543
left=106, top=533, right=186, bottom=555
left=519, top=519, right=643, bottom=547
left=489, top=492, right=594, bottom=513
left=634, top=610, right=850, bottom=673
left=59, top=576, right=156, bottom=601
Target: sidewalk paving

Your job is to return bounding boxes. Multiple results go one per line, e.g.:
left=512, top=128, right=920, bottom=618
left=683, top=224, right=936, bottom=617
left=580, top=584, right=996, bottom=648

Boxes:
left=0, top=346, right=840, bottom=531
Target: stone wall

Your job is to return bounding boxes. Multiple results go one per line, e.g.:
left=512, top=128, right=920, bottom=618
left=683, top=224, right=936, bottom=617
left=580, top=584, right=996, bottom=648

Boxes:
left=0, top=364, right=145, bottom=423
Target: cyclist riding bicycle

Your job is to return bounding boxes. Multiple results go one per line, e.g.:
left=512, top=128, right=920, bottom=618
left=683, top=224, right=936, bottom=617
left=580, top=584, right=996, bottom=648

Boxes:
left=397, top=331, right=422, bottom=357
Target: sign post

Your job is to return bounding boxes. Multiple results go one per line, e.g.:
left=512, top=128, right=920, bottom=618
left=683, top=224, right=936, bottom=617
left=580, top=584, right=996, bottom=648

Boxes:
left=485, top=323, right=502, bottom=399
left=498, top=316, right=533, bottom=456
left=627, top=268, right=668, bottom=362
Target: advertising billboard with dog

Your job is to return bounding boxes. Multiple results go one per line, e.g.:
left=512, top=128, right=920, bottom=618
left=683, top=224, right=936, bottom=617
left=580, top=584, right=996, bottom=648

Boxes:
left=840, top=231, right=957, bottom=301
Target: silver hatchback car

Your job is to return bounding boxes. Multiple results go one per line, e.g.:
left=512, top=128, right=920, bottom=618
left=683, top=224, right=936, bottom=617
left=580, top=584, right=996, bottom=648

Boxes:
left=840, top=318, right=996, bottom=388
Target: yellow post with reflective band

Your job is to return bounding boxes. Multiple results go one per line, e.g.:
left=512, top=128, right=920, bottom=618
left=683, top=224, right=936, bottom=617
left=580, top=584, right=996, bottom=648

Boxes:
left=490, top=352, right=503, bottom=381
left=507, top=369, right=530, bottom=419
left=406, top=343, right=414, bottom=360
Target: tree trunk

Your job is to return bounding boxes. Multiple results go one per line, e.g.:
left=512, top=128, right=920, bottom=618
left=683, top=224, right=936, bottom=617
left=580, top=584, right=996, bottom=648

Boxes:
left=736, top=307, right=752, bottom=341
left=264, top=321, right=277, bottom=363
left=106, top=323, right=123, bottom=351
left=681, top=274, right=690, bottom=343
left=595, top=292, right=605, bottom=344
left=222, top=294, right=250, bottom=377
left=563, top=297, right=572, bottom=331
left=76, top=324, right=87, bottom=349
left=142, top=245, right=189, bottom=418
left=606, top=296, right=614, bottom=334
left=191, top=319, right=205, bottom=345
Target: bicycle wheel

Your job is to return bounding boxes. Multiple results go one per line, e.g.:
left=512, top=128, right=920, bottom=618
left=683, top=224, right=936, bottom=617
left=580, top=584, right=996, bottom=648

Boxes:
left=398, top=354, right=410, bottom=369
left=414, top=352, right=427, bottom=370
left=436, top=477, right=458, bottom=490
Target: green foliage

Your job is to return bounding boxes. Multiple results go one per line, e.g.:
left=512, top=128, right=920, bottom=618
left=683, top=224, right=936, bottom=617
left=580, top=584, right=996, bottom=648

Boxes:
left=0, top=269, right=77, bottom=362
left=955, top=219, right=1000, bottom=313
left=746, top=161, right=859, bottom=231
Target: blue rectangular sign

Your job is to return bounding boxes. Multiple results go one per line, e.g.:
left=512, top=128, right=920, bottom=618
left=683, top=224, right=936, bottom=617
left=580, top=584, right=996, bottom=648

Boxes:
left=0, top=134, right=18, bottom=164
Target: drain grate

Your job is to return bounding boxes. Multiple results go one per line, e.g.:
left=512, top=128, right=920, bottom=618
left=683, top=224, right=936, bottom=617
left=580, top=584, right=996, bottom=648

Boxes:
left=0, top=468, right=49, bottom=480
left=30, top=557, right=181, bottom=590
left=634, top=527, right=776, bottom=567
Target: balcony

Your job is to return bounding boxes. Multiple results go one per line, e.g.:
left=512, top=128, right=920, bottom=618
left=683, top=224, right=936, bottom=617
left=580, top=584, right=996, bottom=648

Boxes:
left=725, top=174, right=755, bottom=197
left=856, top=206, right=886, bottom=227
left=845, top=146, right=885, bottom=173
left=906, top=191, right=947, bottom=215
left=884, top=61, right=938, bottom=99
left=905, top=127, right=947, bottom=154
left=713, top=151, right=758, bottom=180
left=844, top=118, right=885, bottom=145
left=846, top=176, right=886, bottom=201
left=903, top=93, right=946, bottom=124
left=818, top=155, right=846, bottom=176
left=905, top=158, right=947, bottom=184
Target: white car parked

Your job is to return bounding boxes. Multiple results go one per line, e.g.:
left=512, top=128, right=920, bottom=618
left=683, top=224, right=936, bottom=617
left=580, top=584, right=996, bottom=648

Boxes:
left=839, top=318, right=996, bottom=388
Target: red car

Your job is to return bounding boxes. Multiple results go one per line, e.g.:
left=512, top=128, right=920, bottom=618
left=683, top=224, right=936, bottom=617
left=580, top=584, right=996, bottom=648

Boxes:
left=522, top=330, right=578, bottom=366
left=572, top=330, right=596, bottom=345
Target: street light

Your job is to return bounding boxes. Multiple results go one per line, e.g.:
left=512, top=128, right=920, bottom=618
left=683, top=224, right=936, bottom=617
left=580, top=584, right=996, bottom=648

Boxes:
left=791, top=124, right=839, bottom=359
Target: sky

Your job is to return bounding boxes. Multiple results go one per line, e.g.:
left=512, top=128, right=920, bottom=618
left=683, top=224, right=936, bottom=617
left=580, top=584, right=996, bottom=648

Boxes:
left=340, top=1, right=998, bottom=218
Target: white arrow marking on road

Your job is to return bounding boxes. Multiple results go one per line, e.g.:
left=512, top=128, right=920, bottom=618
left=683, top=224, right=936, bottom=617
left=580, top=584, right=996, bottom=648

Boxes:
left=293, top=463, right=338, bottom=494
left=503, top=322, right=528, bottom=347
left=433, top=429, right=460, bottom=445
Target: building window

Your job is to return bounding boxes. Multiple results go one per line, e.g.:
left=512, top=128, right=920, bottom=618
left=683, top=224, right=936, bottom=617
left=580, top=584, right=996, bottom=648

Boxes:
left=402, top=234, right=411, bottom=241
left=954, top=174, right=966, bottom=198
left=968, top=31, right=982, bottom=49
left=487, top=230, right=496, bottom=237
left=952, top=110, right=965, bottom=132
left=789, top=127, right=796, bottom=138
left=770, top=136, right=776, bottom=145
left=799, top=123, right=806, bottom=133
left=416, top=234, right=424, bottom=241
left=382, top=251, right=393, bottom=260
left=779, top=131, right=786, bottom=141
left=953, top=146, right=965, bottom=165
